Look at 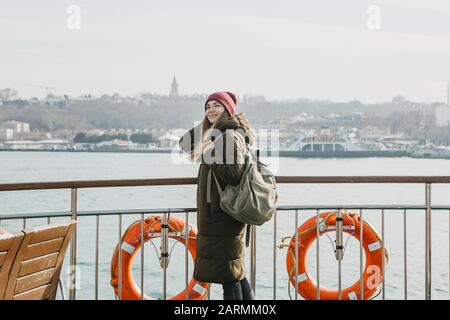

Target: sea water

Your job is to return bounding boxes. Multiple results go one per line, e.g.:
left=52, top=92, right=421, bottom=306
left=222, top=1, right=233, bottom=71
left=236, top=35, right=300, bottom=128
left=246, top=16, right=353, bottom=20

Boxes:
left=0, top=151, right=449, bottom=300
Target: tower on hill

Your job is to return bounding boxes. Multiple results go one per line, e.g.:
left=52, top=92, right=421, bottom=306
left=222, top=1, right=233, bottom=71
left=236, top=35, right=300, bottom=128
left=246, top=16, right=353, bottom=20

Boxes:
left=170, top=75, right=179, bottom=97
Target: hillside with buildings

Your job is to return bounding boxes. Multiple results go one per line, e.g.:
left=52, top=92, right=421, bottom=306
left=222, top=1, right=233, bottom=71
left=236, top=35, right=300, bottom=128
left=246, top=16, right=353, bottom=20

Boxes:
left=1, top=78, right=450, bottom=155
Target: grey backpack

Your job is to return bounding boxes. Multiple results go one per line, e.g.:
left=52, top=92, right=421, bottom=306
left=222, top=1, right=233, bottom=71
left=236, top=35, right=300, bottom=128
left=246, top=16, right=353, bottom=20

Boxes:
left=207, top=132, right=278, bottom=226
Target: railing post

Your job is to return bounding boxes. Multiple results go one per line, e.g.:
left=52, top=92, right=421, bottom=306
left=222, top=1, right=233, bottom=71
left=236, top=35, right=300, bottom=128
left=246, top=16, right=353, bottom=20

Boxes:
left=161, top=212, right=169, bottom=300
left=316, top=209, right=320, bottom=300
left=185, top=211, right=189, bottom=300
left=294, top=210, right=299, bottom=300
left=273, top=210, right=277, bottom=300
left=359, top=209, right=364, bottom=300
left=250, top=225, right=257, bottom=294
left=95, top=215, right=99, bottom=300
left=403, top=209, right=408, bottom=300
left=335, top=209, right=344, bottom=300
left=425, top=183, right=432, bottom=300
left=141, top=213, right=145, bottom=300
left=118, top=214, right=123, bottom=300
left=69, top=188, right=78, bottom=300
left=315, top=209, right=320, bottom=300
left=382, top=208, right=386, bottom=300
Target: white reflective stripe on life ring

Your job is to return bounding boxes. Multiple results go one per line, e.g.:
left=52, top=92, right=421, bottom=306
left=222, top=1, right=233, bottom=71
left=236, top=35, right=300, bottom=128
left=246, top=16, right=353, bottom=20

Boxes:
left=348, top=291, right=358, bottom=300
left=121, top=241, right=135, bottom=254
left=368, top=241, right=382, bottom=252
left=192, top=282, right=207, bottom=295
left=296, top=272, right=308, bottom=283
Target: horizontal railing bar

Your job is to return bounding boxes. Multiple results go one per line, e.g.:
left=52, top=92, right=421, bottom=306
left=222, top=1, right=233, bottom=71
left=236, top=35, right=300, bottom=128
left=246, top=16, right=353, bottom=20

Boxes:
left=275, top=176, right=450, bottom=184
left=1, top=176, right=450, bottom=191
left=0, top=211, right=73, bottom=220
left=276, top=205, right=450, bottom=211
left=0, top=178, right=197, bottom=192
left=0, top=208, right=198, bottom=220
left=79, top=208, right=197, bottom=216
left=1, top=205, right=450, bottom=220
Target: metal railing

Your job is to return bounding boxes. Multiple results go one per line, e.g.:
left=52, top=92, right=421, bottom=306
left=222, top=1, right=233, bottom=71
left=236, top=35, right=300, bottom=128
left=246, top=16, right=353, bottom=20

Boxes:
left=1, top=176, right=450, bottom=300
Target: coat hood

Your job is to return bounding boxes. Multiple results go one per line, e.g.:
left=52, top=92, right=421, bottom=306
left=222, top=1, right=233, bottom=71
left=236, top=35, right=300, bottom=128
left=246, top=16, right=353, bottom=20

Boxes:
left=213, top=112, right=255, bottom=145
left=178, top=112, right=255, bottom=154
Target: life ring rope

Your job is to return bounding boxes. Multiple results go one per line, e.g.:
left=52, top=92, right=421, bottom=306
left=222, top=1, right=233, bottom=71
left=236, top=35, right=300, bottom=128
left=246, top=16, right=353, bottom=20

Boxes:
left=278, top=211, right=340, bottom=249
left=118, top=214, right=199, bottom=267
left=149, top=216, right=195, bottom=265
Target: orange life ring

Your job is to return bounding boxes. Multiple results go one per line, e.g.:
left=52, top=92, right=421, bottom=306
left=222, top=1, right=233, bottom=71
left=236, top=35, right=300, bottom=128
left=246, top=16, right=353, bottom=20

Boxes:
left=110, top=215, right=209, bottom=300
left=286, top=210, right=388, bottom=300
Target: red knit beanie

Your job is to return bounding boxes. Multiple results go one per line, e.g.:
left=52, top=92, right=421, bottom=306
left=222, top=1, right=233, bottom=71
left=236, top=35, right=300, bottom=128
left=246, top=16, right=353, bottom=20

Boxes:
left=205, top=91, right=237, bottom=116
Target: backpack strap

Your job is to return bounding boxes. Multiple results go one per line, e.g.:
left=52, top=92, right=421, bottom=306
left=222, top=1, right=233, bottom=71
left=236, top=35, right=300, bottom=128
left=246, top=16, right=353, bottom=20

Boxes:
left=206, top=130, right=255, bottom=204
left=212, top=171, right=223, bottom=194
left=206, top=169, right=212, bottom=203
left=234, top=130, right=260, bottom=164
left=245, top=224, right=252, bottom=248
left=207, top=169, right=225, bottom=204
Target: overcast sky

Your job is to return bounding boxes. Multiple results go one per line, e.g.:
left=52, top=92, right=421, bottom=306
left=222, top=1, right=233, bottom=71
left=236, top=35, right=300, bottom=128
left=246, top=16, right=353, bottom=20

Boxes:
left=1, top=0, right=450, bottom=103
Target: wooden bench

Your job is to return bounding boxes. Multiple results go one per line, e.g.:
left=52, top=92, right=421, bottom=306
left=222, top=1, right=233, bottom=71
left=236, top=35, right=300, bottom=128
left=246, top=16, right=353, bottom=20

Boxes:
left=0, top=230, right=25, bottom=299
left=1, top=220, right=77, bottom=300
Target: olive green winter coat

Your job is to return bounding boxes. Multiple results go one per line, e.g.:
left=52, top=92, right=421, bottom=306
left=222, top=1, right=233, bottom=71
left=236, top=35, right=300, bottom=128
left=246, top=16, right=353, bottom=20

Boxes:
left=179, top=113, right=254, bottom=284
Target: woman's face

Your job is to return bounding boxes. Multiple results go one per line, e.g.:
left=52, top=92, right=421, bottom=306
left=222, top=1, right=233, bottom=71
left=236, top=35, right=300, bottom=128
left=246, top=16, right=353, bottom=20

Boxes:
left=205, top=100, right=226, bottom=124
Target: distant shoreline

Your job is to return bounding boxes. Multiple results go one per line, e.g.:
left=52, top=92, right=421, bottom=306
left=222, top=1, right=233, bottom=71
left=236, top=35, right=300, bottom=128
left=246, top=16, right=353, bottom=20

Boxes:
left=0, top=148, right=174, bottom=154
left=2, top=149, right=450, bottom=159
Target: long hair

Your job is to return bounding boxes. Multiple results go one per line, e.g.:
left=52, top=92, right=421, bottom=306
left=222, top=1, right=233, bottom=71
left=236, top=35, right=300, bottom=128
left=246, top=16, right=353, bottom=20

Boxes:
left=188, top=110, right=230, bottom=163
left=201, top=110, right=229, bottom=138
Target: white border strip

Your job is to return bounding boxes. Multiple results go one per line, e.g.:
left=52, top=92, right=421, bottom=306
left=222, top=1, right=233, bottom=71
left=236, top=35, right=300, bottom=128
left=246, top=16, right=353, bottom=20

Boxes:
left=121, top=241, right=135, bottom=255
left=192, top=282, right=206, bottom=295
left=298, top=272, right=308, bottom=283
left=368, top=241, right=382, bottom=252
left=348, top=291, right=358, bottom=300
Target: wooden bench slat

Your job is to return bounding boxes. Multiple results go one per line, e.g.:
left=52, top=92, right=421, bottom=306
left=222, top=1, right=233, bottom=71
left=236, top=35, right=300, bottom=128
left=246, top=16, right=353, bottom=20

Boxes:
left=15, top=268, right=55, bottom=294
left=29, top=225, right=70, bottom=245
left=18, top=252, right=59, bottom=277
left=24, top=238, right=63, bottom=260
left=0, top=251, right=7, bottom=267
left=13, top=284, right=52, bottom=300
left=4, top=220, right=76, bottom=300
left=0, top=238, right=14, bottom=252
left=0, top=233, right=24, bottom=300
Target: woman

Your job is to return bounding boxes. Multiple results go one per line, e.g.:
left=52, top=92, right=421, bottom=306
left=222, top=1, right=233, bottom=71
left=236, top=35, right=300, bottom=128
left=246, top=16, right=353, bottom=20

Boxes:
left=179, top=91, right=256, bottom=300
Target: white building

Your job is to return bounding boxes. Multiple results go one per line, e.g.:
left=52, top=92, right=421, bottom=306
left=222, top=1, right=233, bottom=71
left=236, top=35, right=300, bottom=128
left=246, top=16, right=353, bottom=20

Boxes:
left=0, top=128, right=14, bottom=140
left=435, top=104, right=450, bottom=127
left=1, top=121, right=31, bottom=134
left=158, top=133, right=181, bottom=148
